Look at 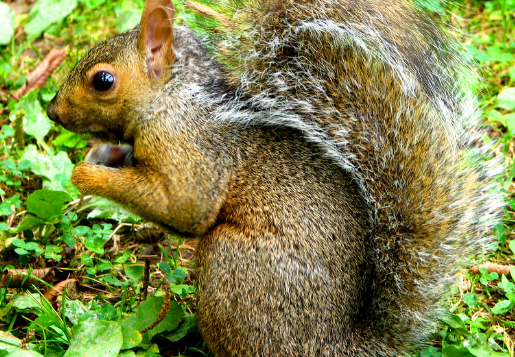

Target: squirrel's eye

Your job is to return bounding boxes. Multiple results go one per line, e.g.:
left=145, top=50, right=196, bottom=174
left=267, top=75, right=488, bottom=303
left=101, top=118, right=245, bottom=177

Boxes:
left=92, top=71, right=115, bottom=91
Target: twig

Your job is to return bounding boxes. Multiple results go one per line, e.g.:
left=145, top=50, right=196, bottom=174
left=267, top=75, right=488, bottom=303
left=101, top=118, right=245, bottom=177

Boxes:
left=468, top=262, right=514, bottom=276
left=141, top=281, right=171, bottom=334
left=14, top=48, right=66, bottom=100
left=0, top=268, right=55, bottom=288
left=19, top=329, right=35, bottom=351
left=142, top=259, right=150, bottom=302
left=187, top=1, right=236, bottom=27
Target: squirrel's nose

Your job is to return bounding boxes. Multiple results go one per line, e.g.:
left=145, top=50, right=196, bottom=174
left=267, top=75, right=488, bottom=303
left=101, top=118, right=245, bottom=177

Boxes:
left=46, top=97, right=62, bottom=125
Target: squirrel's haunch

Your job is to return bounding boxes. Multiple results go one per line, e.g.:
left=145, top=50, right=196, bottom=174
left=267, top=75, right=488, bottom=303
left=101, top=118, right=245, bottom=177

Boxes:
left=48, top=0, right=504, bottom=356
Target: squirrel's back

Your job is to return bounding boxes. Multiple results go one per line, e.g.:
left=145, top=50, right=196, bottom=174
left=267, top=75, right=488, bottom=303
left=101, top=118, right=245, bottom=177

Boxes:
left=47, top=0, right=504, bottom=355
left=187, top=0, right=503, bottom=352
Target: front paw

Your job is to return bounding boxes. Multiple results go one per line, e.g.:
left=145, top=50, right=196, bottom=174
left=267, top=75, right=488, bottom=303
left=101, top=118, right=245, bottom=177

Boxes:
left=71, top=162, right=100, bottom=195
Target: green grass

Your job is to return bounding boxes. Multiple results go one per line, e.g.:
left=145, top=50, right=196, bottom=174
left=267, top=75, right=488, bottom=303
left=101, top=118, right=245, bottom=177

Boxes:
left=0, top=0, right=514, bottom=356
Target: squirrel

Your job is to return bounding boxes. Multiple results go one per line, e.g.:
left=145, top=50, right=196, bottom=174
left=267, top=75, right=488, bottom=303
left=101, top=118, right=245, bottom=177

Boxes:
left=46, top=0, right=503, bottom=355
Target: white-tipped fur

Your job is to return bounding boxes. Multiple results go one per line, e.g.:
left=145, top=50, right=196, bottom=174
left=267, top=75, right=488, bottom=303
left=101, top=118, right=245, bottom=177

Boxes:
left=180, top=0, right=504, bottom=349
left=50, top=1, right=504, bottom=354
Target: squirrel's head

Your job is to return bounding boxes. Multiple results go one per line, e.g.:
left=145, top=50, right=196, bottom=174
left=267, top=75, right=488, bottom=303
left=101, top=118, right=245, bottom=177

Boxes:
left=47, top=0, right=175, bottom=139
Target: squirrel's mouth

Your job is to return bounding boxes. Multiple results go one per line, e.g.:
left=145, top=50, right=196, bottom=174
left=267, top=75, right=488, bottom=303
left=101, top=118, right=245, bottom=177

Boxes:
left=83, top=130, right=135, bottom=169
left=85, top=131, right=135, bottom=167
left=88, top=129, right=133, bottom=146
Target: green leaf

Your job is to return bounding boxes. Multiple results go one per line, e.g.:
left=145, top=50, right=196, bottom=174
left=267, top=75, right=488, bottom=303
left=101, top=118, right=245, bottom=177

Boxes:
left=120, top=297, right=184, bottom=340
left=414, top=0, right=445, bottom=14
left=491, top=299, right=514, bottom=315
left=442, top=344, right=475, bottom=357
left=487, top=272, right=499, bottom=280
left=84, top=0, right=107, bottom=9
left=86, top=197, right=141, bottom=223
left=71, top=226, right=92, bottom=237
left=114, top=0, right=143, bottom=33
left=25, top=0, right=78, bottom=39
left=1, top=125, right=14, bottom=137
left=439, top=312, right=468, bottom=334
left=45, top=245, right=62, bottom=254
left=173, top=267, right=188, bottom=279
left=5, top=350, right=45, bottom=356
left=158, top=262, right=172, bottom=275
left=92, top=223, right=113, bottom=236
left=462, top=293, right=478, bottom=308
left=506, top=292, right=515, bottom=303
left=468, top=345, right=510, bottom=357
left=101, top=274, right=121, bottom=286
left=465, top=45, right=491, bottom=63
left=114, top=250, right=132, bottom=264
left=17, top=216, right=45, bottom=232
left=169, top=283, right=195, bottom=297
left=161, top=314, right=198, bottom=343
left=498, top=274, right=515, bottom=294
left=487, top=45, right=514, bottom=62
left=24, top=242, right=39, bottom=251
left=2, top=160, right=16, bottom=171
left=421, top=346, right=442, bottom=357
left=509, top=68, right=515, bottom=84
left=26, top=189, right=71, bottom=221
left=479, top=267, right=499, bottom=282
left=120, top=325, right=142, bottom=350
left=63, top=300, right=89, bottom=325
left=496, top=88, right=515, bottom=111
left=62, top=233, right=76, bottom=247
left=14, top=248, right=29, bottom=255
left=11, top=239, right=25, bottom=248
left=504, top=0, right=515, bottom=10
left=99, top=304, right=117, bottom=320
left=44, top=252, right=61, bottom=261
left=12, top=293, right=43, bottom=310
left=9, top=91, right=53, bottom=143
left=499, top=112, right=515, bottom=136
left=53, top=129, right=87, bottom=149
left=124, top=265, right=145, bottom=280
left=81, top=254, right=94, bottom=267
left=472, top=35, right=491, bottom=45
left=39, top=88, right=56, bottom=102
left=488, top=10, right=504, bottom=21
left=0, top=2, right=15, bottom=45
left=64, top=320, right=123, bottom=357
left=0, top=202, right=14, bottom=216
left=84, top=236, right=105, bottom=254
left=0, top=330, right=21, bottom=353
left=21, top=145, right=76, bottom=194
left=3, top=195, right=21, bottom=208
left=4, top=195, right=22, bottom=210
left=96, top=261, right=112, bottom=271
left=17, top=160, right=31, bottom=171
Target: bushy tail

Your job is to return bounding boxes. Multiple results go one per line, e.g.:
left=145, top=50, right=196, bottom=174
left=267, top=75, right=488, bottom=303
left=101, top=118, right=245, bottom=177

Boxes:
left=179, top=0, right=504, bottom=352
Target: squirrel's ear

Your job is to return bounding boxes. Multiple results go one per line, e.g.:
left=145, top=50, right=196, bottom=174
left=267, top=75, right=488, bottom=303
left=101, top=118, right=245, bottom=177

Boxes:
left=138, top=0, right=175, bottom=82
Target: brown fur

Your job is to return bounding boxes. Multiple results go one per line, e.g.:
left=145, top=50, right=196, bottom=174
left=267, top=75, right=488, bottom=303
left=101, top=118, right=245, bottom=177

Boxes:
left=47, top=0, right=502, bottom=356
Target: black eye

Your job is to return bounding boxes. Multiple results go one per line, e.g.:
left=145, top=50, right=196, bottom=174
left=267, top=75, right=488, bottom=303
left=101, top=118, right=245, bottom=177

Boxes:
left=92, top=71, right=114, bottom=91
